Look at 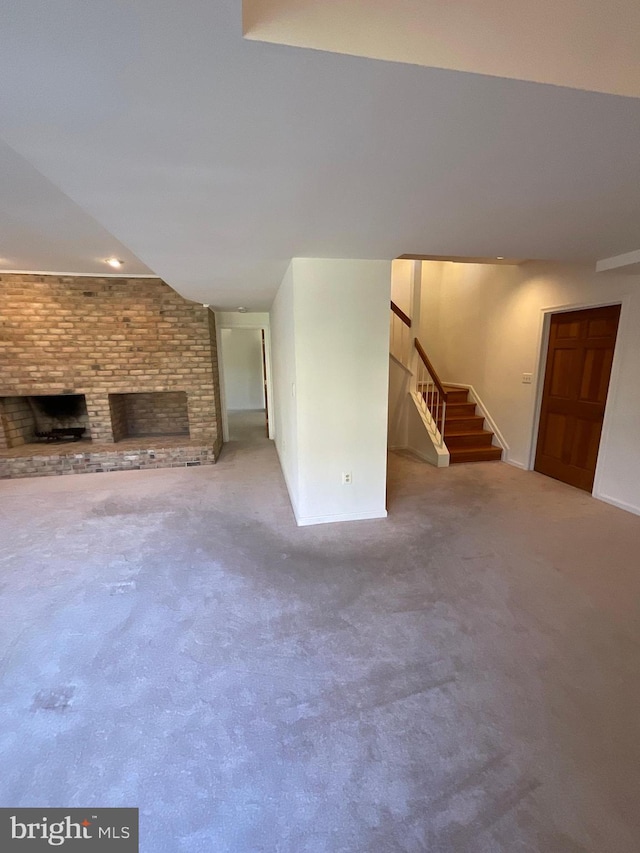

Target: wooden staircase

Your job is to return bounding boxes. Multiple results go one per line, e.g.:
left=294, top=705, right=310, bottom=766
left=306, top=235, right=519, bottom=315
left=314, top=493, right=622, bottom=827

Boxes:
left=441, top=386, right=502, bottom=463
left=390, top=301, right=502, bottom=466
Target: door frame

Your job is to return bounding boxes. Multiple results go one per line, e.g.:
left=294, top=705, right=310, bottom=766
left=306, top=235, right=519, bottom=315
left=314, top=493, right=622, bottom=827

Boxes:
left=215, top=312, right=274, bottom=443
left=527, top=297, right=627, bottom=496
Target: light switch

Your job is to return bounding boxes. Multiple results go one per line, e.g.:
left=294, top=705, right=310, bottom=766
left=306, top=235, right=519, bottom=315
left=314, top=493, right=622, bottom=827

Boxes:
left=522, top=373, right=533, bottom=384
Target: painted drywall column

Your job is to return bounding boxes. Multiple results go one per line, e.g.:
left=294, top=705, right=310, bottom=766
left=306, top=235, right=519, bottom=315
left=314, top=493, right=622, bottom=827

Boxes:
left=294, top=258, right=391, bottom=524
left=270, top=262, right=300, bottom=513
left=220, top=328, right=265, bottom=410
left=270, top=258, right=391, bottom=525
left=419, top=260, right=640, bottom=515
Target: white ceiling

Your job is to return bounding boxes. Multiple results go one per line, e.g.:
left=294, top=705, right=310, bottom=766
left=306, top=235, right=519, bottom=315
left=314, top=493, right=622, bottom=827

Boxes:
left=0, top=140, right=154, bottom=276
left=245, top=0, right=640, bottom=98
left=1, top=0, right=640, bottom=308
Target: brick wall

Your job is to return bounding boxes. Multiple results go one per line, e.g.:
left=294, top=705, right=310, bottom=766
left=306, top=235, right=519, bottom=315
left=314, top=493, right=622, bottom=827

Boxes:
left=0, top=397, right=34, bottom=448
left=0, top=274, right=222, bottom=456
left=108, top=394, right=128, bottom=442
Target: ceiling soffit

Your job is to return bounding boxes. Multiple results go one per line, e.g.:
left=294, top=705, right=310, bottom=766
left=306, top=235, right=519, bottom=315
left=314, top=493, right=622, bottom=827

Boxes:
left=244, top=0, right=640, bottom=98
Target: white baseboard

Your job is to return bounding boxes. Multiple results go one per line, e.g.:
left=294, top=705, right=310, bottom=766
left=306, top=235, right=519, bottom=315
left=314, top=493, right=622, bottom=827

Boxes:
left=505, top=457, right=528, bottom=470
left=296, top=508, right=388, bottom=527
left=593, top=492, right=640, bottom=517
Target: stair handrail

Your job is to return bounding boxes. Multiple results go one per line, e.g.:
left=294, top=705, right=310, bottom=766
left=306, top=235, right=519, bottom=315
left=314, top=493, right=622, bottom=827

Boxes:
left=414, top=339, right=448, bottom=402
left=388, top=301, right=448, bottom=447
left=413, top=338, right=448, bottom=448
left=389, top=301, right=412, bottom=367
left=390, top=300, right=412, bottom=327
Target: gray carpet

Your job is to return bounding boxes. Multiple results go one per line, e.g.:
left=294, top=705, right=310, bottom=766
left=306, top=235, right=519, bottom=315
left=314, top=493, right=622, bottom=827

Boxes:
left=1, top=410, right=639, bottom=852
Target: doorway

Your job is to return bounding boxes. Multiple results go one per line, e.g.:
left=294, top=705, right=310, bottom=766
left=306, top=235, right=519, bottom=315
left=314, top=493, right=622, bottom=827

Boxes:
left=219, top=328, right=268, bottom=441
left=534, top=304, right=621, bottom=492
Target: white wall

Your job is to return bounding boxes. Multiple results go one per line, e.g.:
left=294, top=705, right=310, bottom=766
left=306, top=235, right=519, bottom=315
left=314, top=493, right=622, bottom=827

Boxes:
left=387, top=357, right=410, bottom=449
left=420, top=260, right=640, bottom=514
left=390, top=258, right=413, bottom=317
left=270, top=262, right=299, bottom=510
left=270, top=258, right=391, bottom=525
left=220, top=328, right=265, bottom=410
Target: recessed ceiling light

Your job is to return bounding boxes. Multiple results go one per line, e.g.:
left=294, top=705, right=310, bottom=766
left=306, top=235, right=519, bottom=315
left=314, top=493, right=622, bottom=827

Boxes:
left=237, top=306, right=247, bottom=313
left=105, top=258, right=124, bottom=268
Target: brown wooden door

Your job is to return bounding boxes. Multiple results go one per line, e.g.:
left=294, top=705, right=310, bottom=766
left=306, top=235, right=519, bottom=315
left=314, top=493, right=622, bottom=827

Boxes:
left=534, top=304, right=620, bottom=492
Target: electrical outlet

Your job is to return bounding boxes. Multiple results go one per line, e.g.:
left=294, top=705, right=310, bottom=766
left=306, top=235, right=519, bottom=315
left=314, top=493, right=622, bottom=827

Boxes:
left=342, top=472, right=352, bottom=485
left=522, top=373, right=533, bottom=384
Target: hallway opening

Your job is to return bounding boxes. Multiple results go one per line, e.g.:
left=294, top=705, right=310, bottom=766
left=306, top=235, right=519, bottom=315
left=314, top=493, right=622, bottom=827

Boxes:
left=217, top=320, right=272, bottom=444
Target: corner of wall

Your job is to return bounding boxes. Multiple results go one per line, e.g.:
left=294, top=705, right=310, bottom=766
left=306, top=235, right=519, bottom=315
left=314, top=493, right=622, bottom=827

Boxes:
left=206, top=308, right=224, bottom=454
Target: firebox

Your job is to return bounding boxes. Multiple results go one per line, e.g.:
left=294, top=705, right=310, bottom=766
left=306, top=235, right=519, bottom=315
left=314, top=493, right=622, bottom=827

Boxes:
left=108, top=392, right=190, bottom=441
left=0, top=395, right=90, bottom=447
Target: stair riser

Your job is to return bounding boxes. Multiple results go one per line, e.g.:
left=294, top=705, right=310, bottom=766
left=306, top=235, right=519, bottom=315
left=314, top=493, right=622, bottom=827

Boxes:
left=449, top=448, right=503, bottom=463
left=444, top=417, right=485, bottom=434
left=423, top=403, right=478, bottom=420
left=418, top=387, right=468, bottom=404
left=444, top=391, right=469, bottom=404
left=446, top=433, right=494, bottom=449
left=445, top=404, right=477, bottom=418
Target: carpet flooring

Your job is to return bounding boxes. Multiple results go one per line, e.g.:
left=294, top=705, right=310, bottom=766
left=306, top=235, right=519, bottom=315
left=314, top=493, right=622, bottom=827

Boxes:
left=1, top=410, right=639, bottom=852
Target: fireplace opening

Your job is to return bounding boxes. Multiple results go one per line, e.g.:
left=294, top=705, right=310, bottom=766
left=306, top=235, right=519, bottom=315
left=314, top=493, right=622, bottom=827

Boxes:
left=0, top=394, right=90, bottom=447
left=108, top=392, right=190, bottom=441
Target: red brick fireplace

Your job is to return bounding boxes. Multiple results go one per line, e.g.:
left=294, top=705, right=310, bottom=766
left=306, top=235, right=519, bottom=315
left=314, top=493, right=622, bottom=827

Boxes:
left=0, top=274, right=223, bottom=478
